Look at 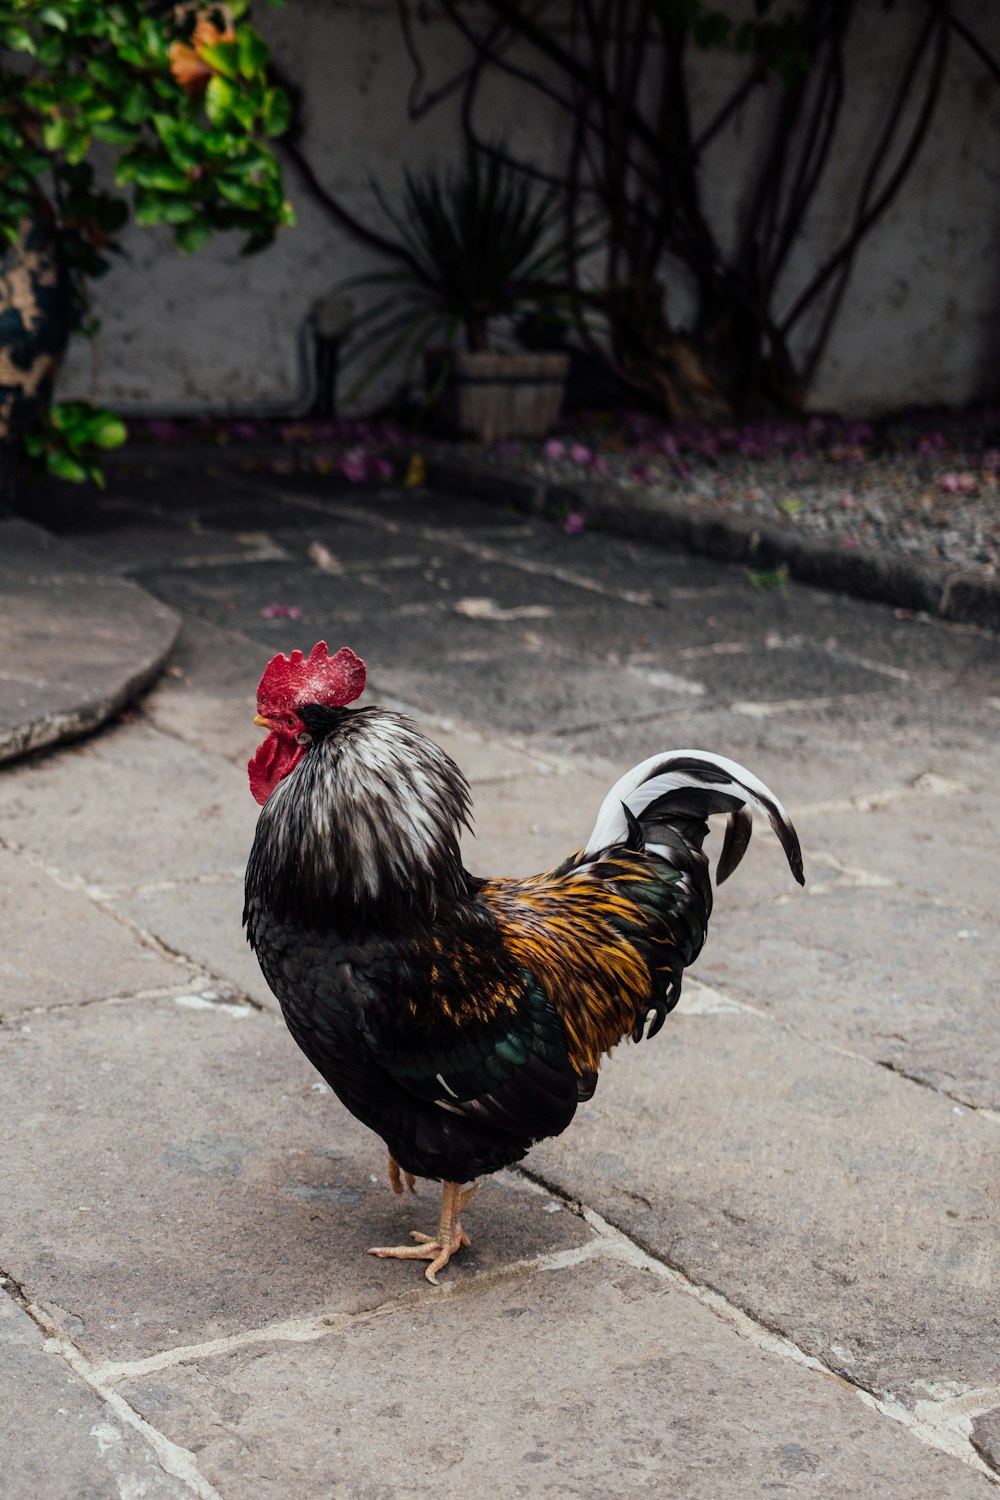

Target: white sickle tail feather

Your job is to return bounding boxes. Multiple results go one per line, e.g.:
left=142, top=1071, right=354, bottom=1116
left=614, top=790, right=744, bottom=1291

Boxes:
left=584, top=749, right=805, bottom=886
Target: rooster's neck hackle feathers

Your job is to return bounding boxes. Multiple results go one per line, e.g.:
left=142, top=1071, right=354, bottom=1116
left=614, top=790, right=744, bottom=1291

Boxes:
left=246, top=705, right=473, bottom=929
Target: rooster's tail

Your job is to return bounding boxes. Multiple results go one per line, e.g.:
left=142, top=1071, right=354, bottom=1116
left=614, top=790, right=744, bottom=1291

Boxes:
left=584, top=749, right=804, bottom=887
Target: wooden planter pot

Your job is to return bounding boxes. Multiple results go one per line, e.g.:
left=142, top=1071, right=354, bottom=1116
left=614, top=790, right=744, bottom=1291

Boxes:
left=439, top=350, right=570, bottom=444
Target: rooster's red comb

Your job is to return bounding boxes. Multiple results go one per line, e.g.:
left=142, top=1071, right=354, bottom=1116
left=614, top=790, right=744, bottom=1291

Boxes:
left=256, top=641, right=366, bottom=712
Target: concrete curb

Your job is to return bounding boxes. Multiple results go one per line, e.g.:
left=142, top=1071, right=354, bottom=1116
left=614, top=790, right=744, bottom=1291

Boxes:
left=0, top=520, right=182, bottom=765
left=421, top=455, right=1000, bottom=632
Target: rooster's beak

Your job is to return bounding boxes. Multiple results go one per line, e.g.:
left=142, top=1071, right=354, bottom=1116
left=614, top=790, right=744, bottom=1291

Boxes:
left=255, top=713, right=272, bottom=729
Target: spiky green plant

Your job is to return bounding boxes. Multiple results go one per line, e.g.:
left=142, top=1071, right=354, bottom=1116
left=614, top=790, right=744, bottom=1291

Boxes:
left=339, top=149, right=587, bottom=401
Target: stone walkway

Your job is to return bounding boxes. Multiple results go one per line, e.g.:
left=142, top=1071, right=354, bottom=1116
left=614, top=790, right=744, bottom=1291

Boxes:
left=2, top=469, right=1000, bottom=1497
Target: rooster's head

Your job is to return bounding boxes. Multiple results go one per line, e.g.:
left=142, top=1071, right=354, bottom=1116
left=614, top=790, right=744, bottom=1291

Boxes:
left=249, top=641, right=366, bottom=804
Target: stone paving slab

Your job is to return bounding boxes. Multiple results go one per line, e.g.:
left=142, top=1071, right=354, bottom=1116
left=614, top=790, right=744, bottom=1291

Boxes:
left=72, top=521, right=290, bottom=576
left=268, top=480, right=535, bottom=534
left=372, top=649, right=703, bottom=736
left=0, top=719, right=256, bottom=891
left=721, top=775, right=978, bottom=905
left=530, top=701, right=924, bottom=806
left=137, top=616, right=272, bottom=764
left=4, top=473, right=1000, bottom=1494
left=15, top=477, right=218, bottom=530
left=323, top=605, right=572, bottom=685
left=793, top=791, right=1000, bottom=920
left=27, top=473, right=319, bottom=532
left=530, top=1010, right=1000, bottom=1407
left=134, top=552, right=646, bottom=642
left=509, top=580, right=880, bottom=656
left=145, top=688, right=263, bottom=768
left=0, top=517, right=99, bottom=572
left=423, top=513, right=999, bottom=673
left=189, top=492, right=359, bottom=535
left=736, top=681, right=1000, bottom=767
left=406, top=720, right=561, bottom=785
left=116, top=877, right=275, bottom=1010
left=147, top=603, right=489, bottom=703
left=0, top=520, right=181, bottom=765
left=0, top=847, right=192, bottom=1014
left=637, top=638, right=901, bottom=702
left=500, top=521, right=743, bottom=591
left=384, top=604, right=917, bottom=716
left=268, top=516, right=480, bottom=566
left=115, top=1257, right=995, bottom=1500
left=699, top=886, right=1000, bottom=1111
left=459, top=769, right=615, bottom=876
left=974, top=1411, right=1000, bottom=1473
left=540, top=681, right=1000, bottom=794
left=0, top=1288, right=191, bottom=1500
left=141, top=614, right=562, bottom=785
left=142, top=614, right=270, bottom=699
left=0, top=994, right=593, bottom=1364
left=130, top=566, right=514, bottom=674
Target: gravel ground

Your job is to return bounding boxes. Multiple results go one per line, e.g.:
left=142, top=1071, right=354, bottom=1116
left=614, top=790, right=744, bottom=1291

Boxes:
left=481, top=414, right=1000, bottom=579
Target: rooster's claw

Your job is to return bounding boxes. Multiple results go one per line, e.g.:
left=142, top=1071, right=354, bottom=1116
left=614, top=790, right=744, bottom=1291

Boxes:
left=368, top=1180, right=476, bottom=1283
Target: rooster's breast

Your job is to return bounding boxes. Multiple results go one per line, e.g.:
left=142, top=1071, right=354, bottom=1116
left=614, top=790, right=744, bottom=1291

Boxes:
left=244, top=901, right=557, bottom=1181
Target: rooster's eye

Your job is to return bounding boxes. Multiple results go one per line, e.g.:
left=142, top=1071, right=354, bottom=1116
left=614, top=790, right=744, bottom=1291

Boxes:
left=285, top=713, right=298, bottom=730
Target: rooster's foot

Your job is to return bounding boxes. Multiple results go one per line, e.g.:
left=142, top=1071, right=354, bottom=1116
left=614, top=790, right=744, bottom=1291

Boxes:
left=369, top=1180, right=477, bottom=1284
left=387, top=1155, right=417, bottom=1197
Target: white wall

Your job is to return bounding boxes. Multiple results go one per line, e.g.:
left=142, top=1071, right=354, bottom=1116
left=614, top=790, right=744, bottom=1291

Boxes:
left=58, top=0, right=1000, bottom=416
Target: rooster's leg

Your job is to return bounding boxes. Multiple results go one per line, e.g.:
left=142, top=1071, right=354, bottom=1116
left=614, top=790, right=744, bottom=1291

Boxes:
left=387, top=1155, right=417, bottom=1197
left=368, top=1180, right=477, bottom=1284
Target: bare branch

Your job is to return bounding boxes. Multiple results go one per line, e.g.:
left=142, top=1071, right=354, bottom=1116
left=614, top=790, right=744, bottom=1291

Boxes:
left=693, top=63, right=770, bottom=156
left=362, top=0, right=981, bottom=417
left=470, top=0, right=668, bottom=162
left=789, top=2, right=952, bottom=380
left=946, top=6, right=1000, bottom=85
left=758, top=2, right=855, bottom=294
left=277, top=136, right=422, bottom=274
left=440, top=0, right=661, bottom=196
left=766, top=35, right=847, bottom=286
left=395, top=0, right=510, bottom=121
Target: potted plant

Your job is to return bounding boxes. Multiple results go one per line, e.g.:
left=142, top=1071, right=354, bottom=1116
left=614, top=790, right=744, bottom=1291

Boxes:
left=338, top=149, right=584, bottom=444
left=0, top=0, right=293, bottom=500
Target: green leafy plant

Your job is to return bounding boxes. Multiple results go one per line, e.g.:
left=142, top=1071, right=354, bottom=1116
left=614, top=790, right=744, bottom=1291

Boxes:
left=0, top=0, right=293, bottom=483
left=23, top=399, right=127, bottom=485
left=747, top=566, right=789, bottom=591
left=338, top=149, right=591, bottom=401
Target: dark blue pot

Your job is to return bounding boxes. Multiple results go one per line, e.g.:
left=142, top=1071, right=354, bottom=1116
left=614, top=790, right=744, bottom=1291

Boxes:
left=0, top=204, right=72, bottom=509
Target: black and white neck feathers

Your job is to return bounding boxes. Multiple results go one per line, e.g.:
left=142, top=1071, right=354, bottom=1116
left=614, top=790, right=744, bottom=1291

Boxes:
left=246, top=705, right=473, bottom=931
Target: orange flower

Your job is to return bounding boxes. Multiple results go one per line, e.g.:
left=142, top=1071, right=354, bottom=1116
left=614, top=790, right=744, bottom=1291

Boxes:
left=168, top=17, right=236, bottom=96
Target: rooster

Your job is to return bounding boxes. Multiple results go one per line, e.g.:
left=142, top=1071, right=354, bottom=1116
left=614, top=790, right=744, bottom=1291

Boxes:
left=245, top=641, right=804, bottom=1282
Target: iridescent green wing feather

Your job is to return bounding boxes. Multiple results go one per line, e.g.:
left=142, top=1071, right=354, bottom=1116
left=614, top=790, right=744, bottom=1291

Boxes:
left=357, top=927, right=582, bottom=1143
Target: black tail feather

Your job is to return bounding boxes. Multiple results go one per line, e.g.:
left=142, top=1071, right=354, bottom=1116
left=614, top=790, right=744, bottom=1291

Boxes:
left=717, top=807, right=754, bottom=885
left=586, top=748, right=805, bottom=889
